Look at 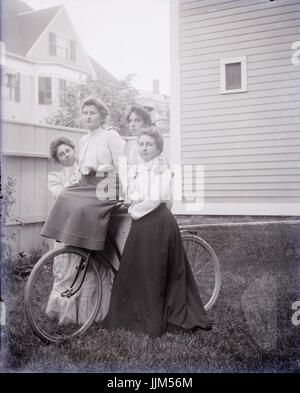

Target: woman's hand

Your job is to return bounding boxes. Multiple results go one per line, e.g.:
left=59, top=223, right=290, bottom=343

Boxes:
left=123, top=199, right=133, bottom=207
left=82, top=166, right=95, bottom=176
left=96, top=164, right=114, bottom=177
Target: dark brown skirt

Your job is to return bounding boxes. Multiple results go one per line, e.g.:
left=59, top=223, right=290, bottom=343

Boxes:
left=103, top=204, right=212, bottom=337
left=41, top=174, right=118, bottom=250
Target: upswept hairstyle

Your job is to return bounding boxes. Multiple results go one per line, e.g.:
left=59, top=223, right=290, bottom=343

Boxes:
left=137, top=126, right=164, bottom=154
left=82, top=96, right=110, bottom=123
left=125, top=104, right=152, bottom=127
left=50, top=137, right=75, bottom=163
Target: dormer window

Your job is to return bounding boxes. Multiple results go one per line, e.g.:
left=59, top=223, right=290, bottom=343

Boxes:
left=49, top=32, right=76, bottom=62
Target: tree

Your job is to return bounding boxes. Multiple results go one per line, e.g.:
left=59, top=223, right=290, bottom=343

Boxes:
left=46, top=75, right=139, bottom=136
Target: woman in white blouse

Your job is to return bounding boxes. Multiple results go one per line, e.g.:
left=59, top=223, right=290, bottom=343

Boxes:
left=41, top=97, right=126, bottom=322
left=104, top=127, right=212, bottom=338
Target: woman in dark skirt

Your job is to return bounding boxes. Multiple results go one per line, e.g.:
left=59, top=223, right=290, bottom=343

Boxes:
left=41, top=96, right=126, bottom=250
left=104, top=127, right=212, bottom=337
left=41, top=97, right=126, bottom=320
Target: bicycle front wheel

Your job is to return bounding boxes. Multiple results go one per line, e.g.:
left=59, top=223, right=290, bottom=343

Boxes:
left=25, top=246, right=102, bottom=343
left=181, top=233, right=221, bottom=311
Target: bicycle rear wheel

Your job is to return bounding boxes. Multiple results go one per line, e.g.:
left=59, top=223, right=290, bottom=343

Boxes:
left=25, top=246, right=102, bottom=343
left=181, top=233, right=221, bottom=311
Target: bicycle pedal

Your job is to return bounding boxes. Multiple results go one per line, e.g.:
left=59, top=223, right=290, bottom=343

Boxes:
left=61, top=289, right=74, bottom=298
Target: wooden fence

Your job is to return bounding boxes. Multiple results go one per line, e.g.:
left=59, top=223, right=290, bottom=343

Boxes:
left=2, top=119, right=170, bottom=252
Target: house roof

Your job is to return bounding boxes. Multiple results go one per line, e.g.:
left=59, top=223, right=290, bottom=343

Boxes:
left=2, top=2, right=61, bottom=56
left=1, top=0, right=32, bottom=55
left=88, top=56, right=118, bottom=83
left=2, top=0, right=117, bottom=82
left=18, top=6, right=62, bottom=56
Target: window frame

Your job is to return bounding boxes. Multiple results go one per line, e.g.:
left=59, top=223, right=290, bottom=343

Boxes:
left=59, top=78, right=68, bottom=106
left=220, top=56, right=247, bottom=94
left=49, top=32, right=76, bottom=63
left=38, top=76, right=52, bottom=105
left=4, top=72, right=20, bottom=103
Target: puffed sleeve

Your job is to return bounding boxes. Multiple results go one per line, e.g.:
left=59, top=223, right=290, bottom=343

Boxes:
left=47, top=171, right=64, bottom=198
left=107, top=130, right=126, bottom=168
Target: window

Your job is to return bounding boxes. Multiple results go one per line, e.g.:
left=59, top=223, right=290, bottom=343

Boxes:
left=49, top=32, right=76, bottom=62
left=4, top=73, right=20, bottom=102
left=59, top=78, right=68, bottom=106
left=220, top=56, right=247, bottom=94
left=38, top=77, right=52, bottom=105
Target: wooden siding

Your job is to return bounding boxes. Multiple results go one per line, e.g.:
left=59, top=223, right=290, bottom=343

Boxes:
left=178, top=0, right=300, bottom=213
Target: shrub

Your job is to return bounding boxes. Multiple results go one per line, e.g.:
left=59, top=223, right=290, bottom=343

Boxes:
left=1, top=177, right=18, bottom=262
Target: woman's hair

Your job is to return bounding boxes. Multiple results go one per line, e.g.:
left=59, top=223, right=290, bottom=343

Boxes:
left=82, top=96, right=110, bottom=123
left=50, top=137, right=75, bottom=163
left=125, top=104, right=152, bottom=126
left=137, top=126, right=164, bottom=154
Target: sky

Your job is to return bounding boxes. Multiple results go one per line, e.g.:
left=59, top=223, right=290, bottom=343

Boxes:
left=23, top=0, right=170, bottom=95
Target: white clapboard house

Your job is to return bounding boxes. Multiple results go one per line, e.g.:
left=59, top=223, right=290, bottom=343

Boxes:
left=170, top=0, right=300, bottom=216
left=1, top=0, right=116, bottom=123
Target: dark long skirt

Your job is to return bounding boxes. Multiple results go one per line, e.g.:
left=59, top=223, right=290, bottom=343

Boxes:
left=41, top=174, right=118, bottom=250
left=103, top=204, right=212, bottom=337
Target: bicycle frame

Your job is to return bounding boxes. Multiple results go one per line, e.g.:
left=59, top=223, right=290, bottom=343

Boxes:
left=60, top=230, right=121, bottom=299
left=57, top=209, right=208, bottom=300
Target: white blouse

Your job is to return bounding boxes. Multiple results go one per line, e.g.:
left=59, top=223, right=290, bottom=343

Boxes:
left=126, top=157, right=173, bottom=220
left=47, top=163, right=81, bottom=198
left=78, top=127, right=126, bottom=174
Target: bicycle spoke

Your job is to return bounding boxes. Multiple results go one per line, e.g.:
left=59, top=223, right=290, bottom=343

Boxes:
left=25, top=247, right=103, bottom=342
left=182, top=234, right=221, bottom=311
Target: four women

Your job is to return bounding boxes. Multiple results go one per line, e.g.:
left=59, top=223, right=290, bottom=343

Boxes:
left=44, top=98, right=212, bottom=336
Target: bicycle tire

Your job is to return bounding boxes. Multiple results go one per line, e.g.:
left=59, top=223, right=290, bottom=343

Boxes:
left=181, top=233, right=221, bottom=311
left=25, top=246, right=102, bottom=343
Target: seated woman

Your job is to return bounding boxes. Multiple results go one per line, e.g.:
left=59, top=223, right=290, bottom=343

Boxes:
left=45, top=137, right=98, bottom=325
left=103, top=127, right=212, bottom=338
left=47, top=137, right=81, bottom=198
left=41, top=97, right=126, bottom=321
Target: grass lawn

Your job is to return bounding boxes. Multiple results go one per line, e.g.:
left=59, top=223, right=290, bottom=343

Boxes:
left=1, top=221, right=300, bottom=373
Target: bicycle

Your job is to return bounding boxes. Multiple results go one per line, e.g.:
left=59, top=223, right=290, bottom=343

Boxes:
left=25, top=203, right=221, bottom=343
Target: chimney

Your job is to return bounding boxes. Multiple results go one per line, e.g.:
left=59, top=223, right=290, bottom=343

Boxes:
left=153, top=79, right=160, bottom=95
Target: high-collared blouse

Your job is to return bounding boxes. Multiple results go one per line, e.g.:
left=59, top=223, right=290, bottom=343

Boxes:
left=78, top=127, right=126, bottom=174
left=47, top=163, right=81, bottom=198
left=126, top=157, right=173, bottom=220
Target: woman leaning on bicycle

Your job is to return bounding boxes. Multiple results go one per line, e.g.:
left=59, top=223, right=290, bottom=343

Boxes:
left=41, top=97, right=126, bottom=321
left=104, top=126, right=212, bottom=338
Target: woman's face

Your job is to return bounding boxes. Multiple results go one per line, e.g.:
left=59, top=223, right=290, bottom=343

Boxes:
left=82, top=105, right=102, bottom=130
left=128, top=111, right=146, bottom=135
left=138, top=134, right=160, bottom=162
left=56, top=144, right=76, bottom=167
